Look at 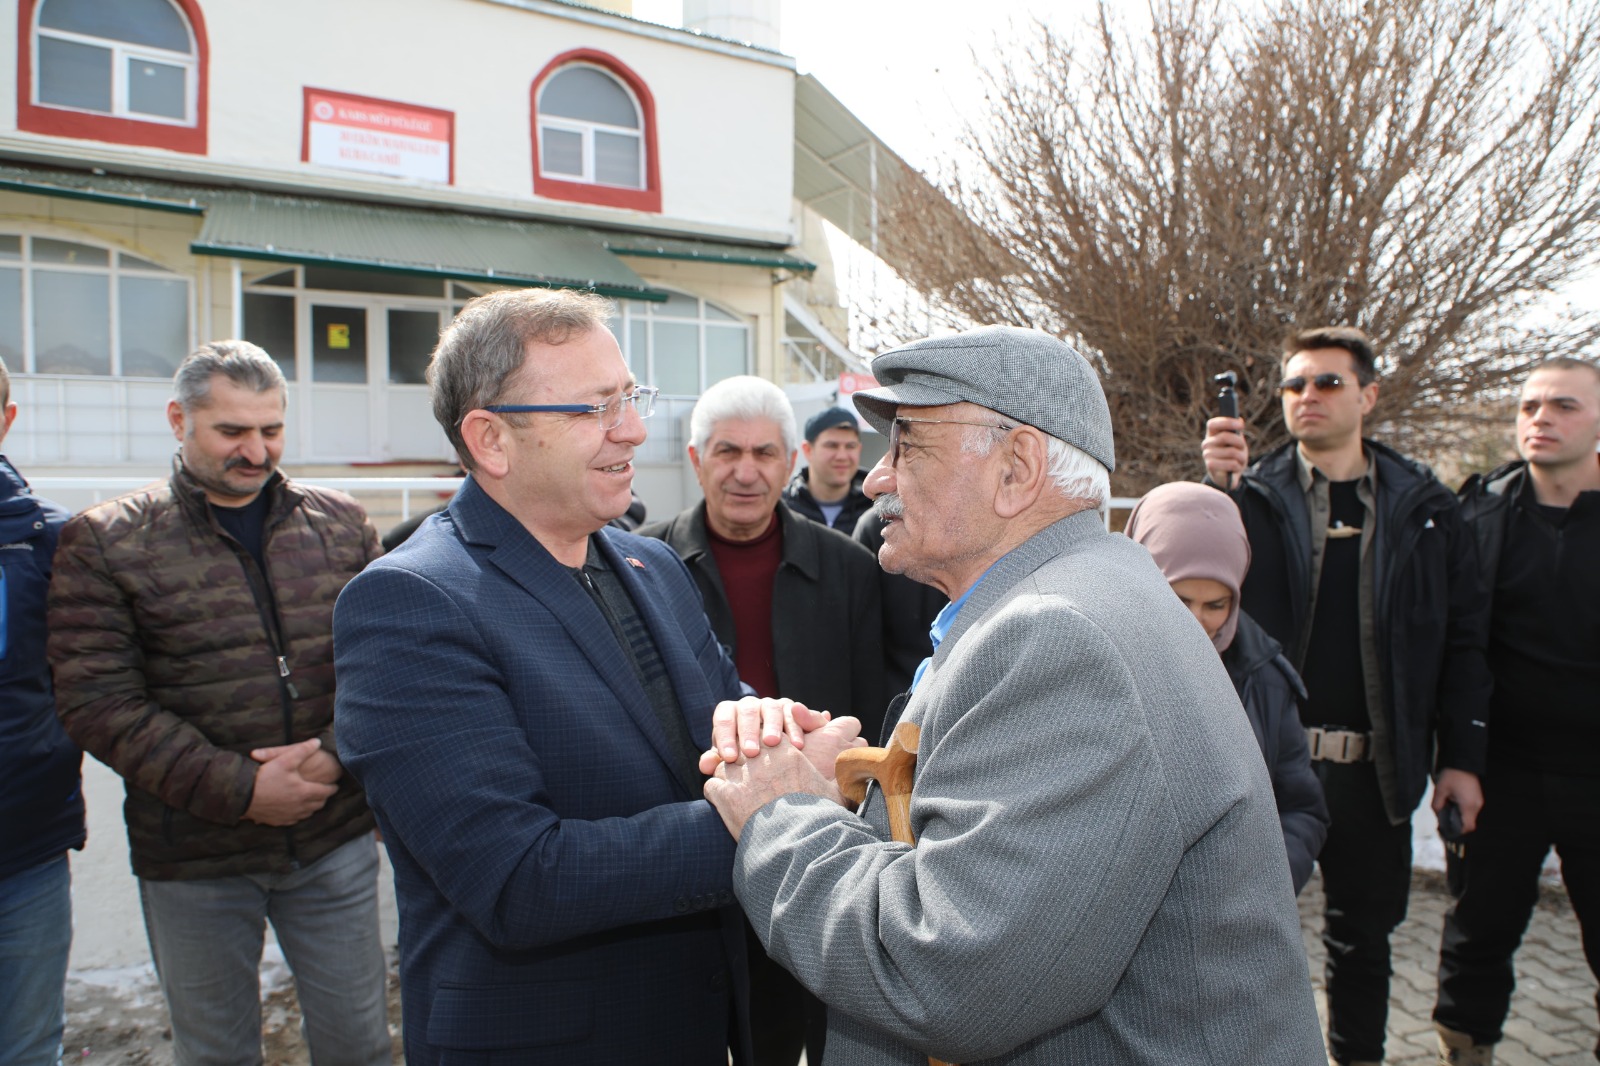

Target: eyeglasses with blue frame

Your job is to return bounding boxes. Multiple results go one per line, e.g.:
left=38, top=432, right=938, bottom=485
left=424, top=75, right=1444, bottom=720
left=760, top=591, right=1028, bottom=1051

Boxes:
left=484, top=386, right=659, bottom=430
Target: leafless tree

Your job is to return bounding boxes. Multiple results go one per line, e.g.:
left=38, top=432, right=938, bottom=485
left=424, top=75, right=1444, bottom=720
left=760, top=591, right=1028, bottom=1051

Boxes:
left=880, top=0, right=1600, bottom=491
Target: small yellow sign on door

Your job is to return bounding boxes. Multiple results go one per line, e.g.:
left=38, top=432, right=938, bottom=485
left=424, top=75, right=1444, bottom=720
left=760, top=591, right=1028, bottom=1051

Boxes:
left=328, top=323, right=350, bottom=349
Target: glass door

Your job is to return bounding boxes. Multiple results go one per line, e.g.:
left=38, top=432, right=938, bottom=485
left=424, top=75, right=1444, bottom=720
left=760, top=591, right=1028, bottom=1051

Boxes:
left=383, top=307, right=451, bottom=461
left=308, top=303, right=371, bottom=459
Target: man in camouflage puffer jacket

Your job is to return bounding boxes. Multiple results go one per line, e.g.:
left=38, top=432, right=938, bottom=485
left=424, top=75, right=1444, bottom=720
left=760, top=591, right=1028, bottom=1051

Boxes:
left=48, top=341, right=390, bottom=1066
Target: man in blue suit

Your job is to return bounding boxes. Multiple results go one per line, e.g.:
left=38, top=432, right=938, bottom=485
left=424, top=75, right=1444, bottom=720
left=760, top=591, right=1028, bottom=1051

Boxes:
left=333, top=288, right=858, bottom=1065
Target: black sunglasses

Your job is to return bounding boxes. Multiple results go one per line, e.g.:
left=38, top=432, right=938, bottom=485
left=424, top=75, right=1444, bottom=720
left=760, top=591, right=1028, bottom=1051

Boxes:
left=1278, top=373, right=1347, bottom=395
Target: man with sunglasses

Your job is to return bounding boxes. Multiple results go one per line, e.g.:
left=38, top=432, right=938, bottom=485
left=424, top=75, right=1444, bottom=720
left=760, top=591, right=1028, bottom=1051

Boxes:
left=332, top=289, right=861, bottom=1066
left=698, top=326, right=1326, bottom=1065
left=1202, top=326, right=1492, bottom=1066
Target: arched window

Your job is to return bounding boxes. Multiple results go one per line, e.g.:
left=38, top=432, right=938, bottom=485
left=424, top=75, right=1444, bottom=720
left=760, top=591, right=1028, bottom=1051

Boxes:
left=18, top=0, right=209, bottom=153
left=531, top=50, right=661, bottom=213
left=539, top=66, right=643, bottom=188
left=0, top=233, right=192, bottom=379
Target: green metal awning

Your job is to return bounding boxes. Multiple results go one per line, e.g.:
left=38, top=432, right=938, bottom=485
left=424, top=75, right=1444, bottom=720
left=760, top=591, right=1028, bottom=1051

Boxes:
left=0, top=163, right=814, bottom=296
left=193, top=193, right=666, bottom=301
left=604, top=233, right=814, bottom=273
left=0, top=163, right=206, bottom=214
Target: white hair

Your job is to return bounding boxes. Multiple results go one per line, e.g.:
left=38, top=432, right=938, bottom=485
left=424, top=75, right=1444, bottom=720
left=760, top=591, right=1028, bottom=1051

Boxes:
left=688, top=376, right=798, bottom=454
left=961, top=423, right=1110, bottom=513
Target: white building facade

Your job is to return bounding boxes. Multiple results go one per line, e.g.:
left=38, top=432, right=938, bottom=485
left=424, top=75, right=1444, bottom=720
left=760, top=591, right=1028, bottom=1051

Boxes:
left=2, top=0, right=886, bottom=514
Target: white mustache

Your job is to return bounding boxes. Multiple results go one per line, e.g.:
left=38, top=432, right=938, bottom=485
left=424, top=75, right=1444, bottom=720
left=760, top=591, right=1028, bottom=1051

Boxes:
left=872, top=493, right=905, bottom=520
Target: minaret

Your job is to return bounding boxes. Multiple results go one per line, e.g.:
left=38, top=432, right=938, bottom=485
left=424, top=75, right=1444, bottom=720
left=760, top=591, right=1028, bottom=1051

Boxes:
left=681, top=0, right=780, bottom=50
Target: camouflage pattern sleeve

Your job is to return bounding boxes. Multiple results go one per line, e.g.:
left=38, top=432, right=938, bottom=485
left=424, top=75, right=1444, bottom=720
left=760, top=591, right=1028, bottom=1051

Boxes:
left=362, top=510, right=383, bottom=565
left=47, top=513, right=258, bottom=826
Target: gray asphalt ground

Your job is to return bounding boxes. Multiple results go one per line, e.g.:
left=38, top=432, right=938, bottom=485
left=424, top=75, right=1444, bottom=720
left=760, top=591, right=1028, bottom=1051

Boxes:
left=63, top=869, right=1593, bottom=1065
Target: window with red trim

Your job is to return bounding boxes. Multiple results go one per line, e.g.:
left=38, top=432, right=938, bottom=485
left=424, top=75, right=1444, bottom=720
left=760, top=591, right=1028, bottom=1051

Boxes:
left=18, top=0, right=208, bottom=154
left=531, top=50, right=660, bottom=213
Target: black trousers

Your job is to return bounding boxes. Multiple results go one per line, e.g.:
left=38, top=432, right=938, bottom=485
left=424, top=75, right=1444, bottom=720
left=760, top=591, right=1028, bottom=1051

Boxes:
left=1435, top=764, right=1600, bottom=1050
left=746, top=923, right=826, bottom=1066
left=1316, top=761, right=1414, bottom=1064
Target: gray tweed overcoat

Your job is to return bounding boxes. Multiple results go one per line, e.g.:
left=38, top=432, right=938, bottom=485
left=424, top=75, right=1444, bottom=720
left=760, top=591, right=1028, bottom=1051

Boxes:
left=734, top=509, right=1326, bottom=1065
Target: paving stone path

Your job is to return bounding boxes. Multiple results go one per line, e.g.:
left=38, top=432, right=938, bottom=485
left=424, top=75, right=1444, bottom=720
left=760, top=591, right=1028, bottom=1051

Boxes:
left=1299, top=869, right=1597, bottom=1065
left=66, top=869, right=1593, bottom=1065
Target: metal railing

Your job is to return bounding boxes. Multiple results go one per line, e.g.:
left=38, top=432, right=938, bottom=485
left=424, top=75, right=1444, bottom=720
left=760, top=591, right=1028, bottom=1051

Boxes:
left=33, top=475, right=1144, bottom=529
left=31, top=476, right=467, bottom=520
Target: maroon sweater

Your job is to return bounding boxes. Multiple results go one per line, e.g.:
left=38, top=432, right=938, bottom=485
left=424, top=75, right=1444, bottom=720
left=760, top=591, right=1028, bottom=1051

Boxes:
left=706, top=513, right=783, bottom=697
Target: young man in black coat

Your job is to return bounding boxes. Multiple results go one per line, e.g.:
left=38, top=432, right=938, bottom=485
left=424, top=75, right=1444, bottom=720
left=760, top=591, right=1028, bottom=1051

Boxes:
left=783, top=406, right=874, bottom=532
left=1202, top=327, right=1493, bottom=1066
left=1432, top=358, right=1600, bottom=1065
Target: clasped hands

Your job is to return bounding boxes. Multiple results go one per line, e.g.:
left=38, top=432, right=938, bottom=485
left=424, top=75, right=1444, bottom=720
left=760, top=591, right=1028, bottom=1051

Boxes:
left=243, top=737, right=343, bottom=826
left=700, top=697, right=868, bottom=841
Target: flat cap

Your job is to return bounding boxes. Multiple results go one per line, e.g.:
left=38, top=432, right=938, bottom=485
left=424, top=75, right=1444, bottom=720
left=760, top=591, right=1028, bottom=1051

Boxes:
left=804, top=406, right=860, bottom=442
left=854, top=326, right=1115, bottom=471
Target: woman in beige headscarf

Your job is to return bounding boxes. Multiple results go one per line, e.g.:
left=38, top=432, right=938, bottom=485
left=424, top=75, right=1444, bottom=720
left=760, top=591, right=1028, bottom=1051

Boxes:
left=1127, top=481, right=1329, bottom=894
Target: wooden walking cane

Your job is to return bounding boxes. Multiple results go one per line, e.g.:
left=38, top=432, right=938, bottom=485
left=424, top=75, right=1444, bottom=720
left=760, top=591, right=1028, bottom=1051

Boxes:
left=834, top=722, right=956, bottom=1066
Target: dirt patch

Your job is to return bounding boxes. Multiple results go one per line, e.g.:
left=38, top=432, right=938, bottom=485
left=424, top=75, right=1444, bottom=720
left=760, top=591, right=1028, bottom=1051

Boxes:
left=65, top=953, right=404, bottom=1066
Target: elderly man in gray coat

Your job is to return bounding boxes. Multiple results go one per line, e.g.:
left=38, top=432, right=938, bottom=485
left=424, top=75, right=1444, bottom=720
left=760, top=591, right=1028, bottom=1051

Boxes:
left=702, top=326, right=1326, bottom=1065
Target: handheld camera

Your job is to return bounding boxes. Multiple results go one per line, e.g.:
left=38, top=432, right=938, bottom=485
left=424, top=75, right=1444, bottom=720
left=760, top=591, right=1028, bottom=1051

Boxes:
left=1213, top=371, right=1239, bottom=419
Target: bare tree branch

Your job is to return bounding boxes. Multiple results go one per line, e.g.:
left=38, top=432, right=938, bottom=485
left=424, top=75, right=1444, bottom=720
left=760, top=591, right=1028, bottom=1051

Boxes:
left=881, top=0, right=1600, bottom=491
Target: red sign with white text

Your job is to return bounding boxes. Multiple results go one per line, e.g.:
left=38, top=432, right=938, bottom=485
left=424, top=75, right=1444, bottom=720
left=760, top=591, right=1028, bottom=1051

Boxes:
left=302, top=88, right=454, bottom=184
left=838, top=372, right=879, bottom=396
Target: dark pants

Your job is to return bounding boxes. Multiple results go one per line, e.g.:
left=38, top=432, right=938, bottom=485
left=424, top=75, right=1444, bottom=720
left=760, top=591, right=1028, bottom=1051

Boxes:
left=1317, top=761, right=1414, bottom=1064
left=1435, top=764, right=1600, bottom=1053
left=747, top=923, right=826, bottom=1066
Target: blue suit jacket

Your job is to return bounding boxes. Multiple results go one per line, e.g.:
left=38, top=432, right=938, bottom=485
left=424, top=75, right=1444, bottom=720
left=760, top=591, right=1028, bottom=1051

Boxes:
left=334, top=478, right=749, bottom=1065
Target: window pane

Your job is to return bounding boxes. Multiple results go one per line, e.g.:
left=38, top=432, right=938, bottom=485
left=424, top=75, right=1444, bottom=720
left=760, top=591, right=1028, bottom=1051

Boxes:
left=705, top=326, right=748, bottom=385
left=0, top=236, right=20, bottom=261
left=388, top=309, right=439, bottom=385
left=37, top=37, right=113, bottom=113
left=249, top=269, right=296, bottom=287
left=540, top=68, right=638, bottom=128
left=33, top=239, right=107, bottom=267
left=450, top=283, right=480, bottom=300
left=312, top=305, right=367, bottom=383
left=119, top=251, right=171, bottom=272
left=34, top=271, right=110, bottom=375
left=541, top=127, right=584, bottom=177
left=705, top=302, right=738, bottom=323
left=653, top=322, right=699, bottom=396
left=655, top=292, right=701, bottom=319
left=119, top=275, right=188, bottom=378
left=40, top=0, right=191, bottom=52
left=243, top=294, right=296, bottom=381
left=127, top=58, right=187, bottom=120
left=0, top=268, right=21, bottom=369
left=303, top=266, right=443, bottom=297
left=594, top=132, right=642, bottom=189
left=629, top=319, right=647, bottom=377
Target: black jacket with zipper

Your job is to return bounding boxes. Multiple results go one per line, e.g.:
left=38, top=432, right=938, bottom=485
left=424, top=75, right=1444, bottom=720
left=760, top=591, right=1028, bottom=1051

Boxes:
left=783, top=468, right=875, bottom=533
left=1224, top=439, right=1492, bottom=820
left=639, top=501, right=887, bottom=742
left=0, top=457, right=85, bottom=881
